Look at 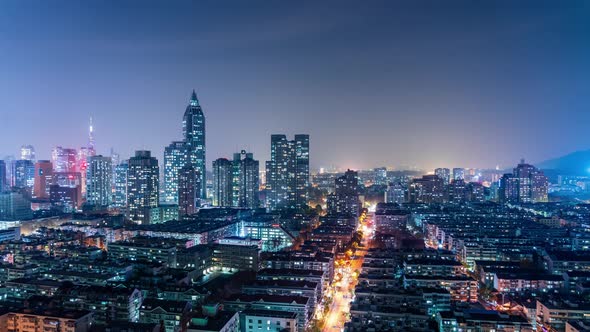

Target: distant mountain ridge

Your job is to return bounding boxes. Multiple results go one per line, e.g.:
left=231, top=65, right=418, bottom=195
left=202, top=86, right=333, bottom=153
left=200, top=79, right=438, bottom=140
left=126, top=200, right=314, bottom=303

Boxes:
left=537, top=149, right=590, bottom=175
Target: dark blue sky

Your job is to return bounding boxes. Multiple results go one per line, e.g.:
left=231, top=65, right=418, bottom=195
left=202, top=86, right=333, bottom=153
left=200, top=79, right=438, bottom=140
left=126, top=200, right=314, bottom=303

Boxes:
left=1, top=0, right=589, bottom=170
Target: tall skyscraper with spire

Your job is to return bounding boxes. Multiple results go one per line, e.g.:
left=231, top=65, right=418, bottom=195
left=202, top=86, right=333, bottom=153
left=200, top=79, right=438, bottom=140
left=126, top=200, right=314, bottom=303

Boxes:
left=183, top=90, right=206, bottom=199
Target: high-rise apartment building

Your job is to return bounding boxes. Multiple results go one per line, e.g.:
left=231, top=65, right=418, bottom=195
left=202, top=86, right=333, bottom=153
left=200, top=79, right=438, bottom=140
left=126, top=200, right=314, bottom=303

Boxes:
left=164, top=141, right=188, bottom=203
left=232, top=150, right=259, bottom=208
left=178, top=163, right=198, bottom=217
left=374, top=167, right=388, bottom=186
left=33, top=160, right=53, bottom=199
left=183, top=90, right=206, bottom=199
left=499, top=160, right=548, bottom=204
left=452, top=168, right=465, bottom=181
left=408, top=175, right=445, bottom=203
left=127, top=151, right=159, bottom=224
left=212, top=158, right=233, bottom=207
left=327, top=169, right=361, bottom=216
left=265, top=134, right=310, bottom=211
left=86, top=155, right=112, bottom=207
left=385, top=181, right=405, bottom=204
left=435, top=168, right=451, bottom=185
left=0, top=160, right=6, bottom=192
left=113, top=161, right=128, bottom=208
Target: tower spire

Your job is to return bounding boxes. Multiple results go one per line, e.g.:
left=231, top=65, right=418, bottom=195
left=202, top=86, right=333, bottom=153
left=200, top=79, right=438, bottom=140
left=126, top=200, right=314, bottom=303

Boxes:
left=190, top=89, right=199, bottom=106
left=89, top=116, right=95, bottom=151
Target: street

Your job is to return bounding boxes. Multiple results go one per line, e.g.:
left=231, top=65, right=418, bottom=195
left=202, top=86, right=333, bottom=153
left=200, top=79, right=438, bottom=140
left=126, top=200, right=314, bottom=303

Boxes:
left=322, top=211, right=373, bottom=332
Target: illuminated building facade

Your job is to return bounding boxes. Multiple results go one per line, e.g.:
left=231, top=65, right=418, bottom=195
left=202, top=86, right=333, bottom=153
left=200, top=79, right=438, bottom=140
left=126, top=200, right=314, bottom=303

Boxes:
left=212, top=158, right=233, bottom=207
left=183, top=90, right=206, bottom=199
left=86, top=155, right=112, bottom=207
left=452, top=168, right=465, bottom=181
left=20, top=145, right=35, bottom=161
left=408, top=175, right=445, bottom=203
left=499, top=160, right=548, bottom=204
left=327, top=169, right=360, bottom=216
left=265, top=134, right=310, bottom=211
left=232, top=150, right=259, bottom=208
left=127, top=151, right=159, bottom=224
left=13, top=159, right=35, bottom=189
left=164, top=141, right=189, bottom=203
left=435, top=168, right=451, bottom=185
left=113, top=161, right=128, bottom=208
left=51, top=146, right=77, bottom=173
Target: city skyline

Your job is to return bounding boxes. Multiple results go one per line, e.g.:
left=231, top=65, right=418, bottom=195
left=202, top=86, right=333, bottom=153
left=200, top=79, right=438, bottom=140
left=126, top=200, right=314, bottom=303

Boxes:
left=2, top=1, right=590, bottom=170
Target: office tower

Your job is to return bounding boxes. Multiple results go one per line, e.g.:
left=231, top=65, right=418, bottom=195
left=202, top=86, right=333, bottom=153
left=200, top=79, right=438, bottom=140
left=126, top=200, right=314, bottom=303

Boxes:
left=52, top=147, right=77, bottom=173
left=212, top=158, right=233, bottom=207
left=127, top=151, right=159, bottom=224
left=327, top=169, right=361, bottom=216
left=265, top=134, right=310, bottom=210
left=14, top=160, right=35, bottom=189
left=113, top=161, right=128, bottom=208
left=374, top=167, right=388, bottom=186
left=408, top=175, right=445, bottom=203
left=435, top=168, right=451, bottom=185
left=178, top=163, right=198, bottom=217
left=86, top=155, right=112, bottom=207
left=33, top=160, right=53, bottom=199
left=452, top=168, right=465, bottom=181
left=20, top=145, right=35, bottom=161
left=233, top=150, right=260, bottom=208
left=0, top=160, right=6, bottom=192
left=164, top=141, right=189, bottom=203
left=183, top=90, right=206, bottom=198
left=385, top=181, right=405, bottom=204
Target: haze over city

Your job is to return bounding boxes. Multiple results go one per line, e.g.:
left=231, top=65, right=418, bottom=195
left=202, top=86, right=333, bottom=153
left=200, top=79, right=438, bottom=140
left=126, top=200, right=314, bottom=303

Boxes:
left=2, top=0, right=590, bottom=170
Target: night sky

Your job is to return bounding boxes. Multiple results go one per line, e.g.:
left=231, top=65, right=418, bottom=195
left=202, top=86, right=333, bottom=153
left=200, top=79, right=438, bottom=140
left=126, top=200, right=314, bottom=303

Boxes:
left=1, top=0, right=589, bottom=170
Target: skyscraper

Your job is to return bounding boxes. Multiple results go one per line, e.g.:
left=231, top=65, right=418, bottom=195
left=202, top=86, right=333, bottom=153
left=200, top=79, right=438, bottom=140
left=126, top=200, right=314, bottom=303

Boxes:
left=20, top=145, right=35, bottom=161
left=86, top=155, right=112, bottom=208
left=265, top=134, right=310, bottom=211
left=183, top=90, right=206, bottom=199
left=212, top=158, right=233, bottom=207
left=500, top=160, right=548, bottom=204
left=113, top=161, right=128, bottom=208
left=385, top=181, right=405, bottom=204
left=14, top=160, right=35, bottom=189
left=374, top=167, right=388, bottom=186
left=127, top=151, right=159, bottom=224
left=178, top=163, right=198, bottom=217
left=232, top=150, right=260, bottom=208
left=164, top=141, right=189, bottom=203
left=52, top=147, right=77, bottom=173
left=435, top=168, right=451, bottom=185
left=33, top=160, right=53, bottom=199
left=452, top=168, right=465, bottom=181
left=0, top=160, right=6, bottom=192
